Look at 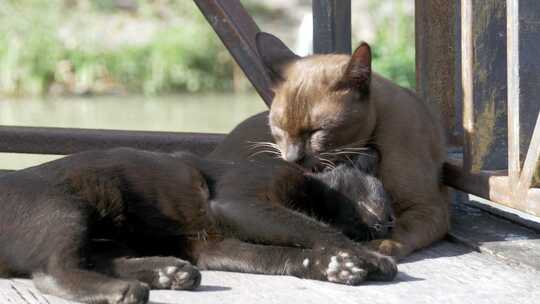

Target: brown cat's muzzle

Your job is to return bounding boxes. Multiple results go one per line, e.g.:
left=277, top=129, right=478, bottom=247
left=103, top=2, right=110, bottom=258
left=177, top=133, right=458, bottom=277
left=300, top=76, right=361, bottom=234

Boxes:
left=282, top=143, right=304, bottom=163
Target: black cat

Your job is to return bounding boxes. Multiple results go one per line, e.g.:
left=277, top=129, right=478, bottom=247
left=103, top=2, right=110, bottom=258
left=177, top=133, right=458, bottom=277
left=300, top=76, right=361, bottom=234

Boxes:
left=0, top=147, right=396, bottom=304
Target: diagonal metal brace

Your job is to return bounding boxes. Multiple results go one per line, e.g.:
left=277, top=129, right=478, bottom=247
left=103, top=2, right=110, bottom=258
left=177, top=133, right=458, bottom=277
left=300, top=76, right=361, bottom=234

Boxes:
left=194, top=0, right=274, bottom=106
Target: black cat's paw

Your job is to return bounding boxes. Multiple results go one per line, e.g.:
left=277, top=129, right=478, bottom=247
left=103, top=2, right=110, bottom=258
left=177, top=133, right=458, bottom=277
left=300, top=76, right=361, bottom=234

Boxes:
left=305, top=246, right=397, bottom=285
left=153, top=262, right=201, bottom=290
left=362, top=250, right=398, bottom=281
left=324, top=251, right=368, bottom=285
left=109, top=281, right=149, bottom=304
left=302, top=249, right=368, bottom=285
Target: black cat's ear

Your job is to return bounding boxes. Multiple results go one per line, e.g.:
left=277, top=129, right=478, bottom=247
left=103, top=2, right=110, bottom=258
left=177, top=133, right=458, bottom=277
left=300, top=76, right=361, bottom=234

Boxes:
left=256, top=32, right=300, bottom=85
left=335, top=42, right=372, bottom=94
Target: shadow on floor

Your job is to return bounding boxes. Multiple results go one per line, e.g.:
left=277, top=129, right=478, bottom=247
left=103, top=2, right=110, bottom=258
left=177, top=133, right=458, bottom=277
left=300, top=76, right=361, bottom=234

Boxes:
left=399, top=240, right=475, bottom=265
left=196, top=285, right=232, bottom=292
left=451, top=202, right=540, bottom=243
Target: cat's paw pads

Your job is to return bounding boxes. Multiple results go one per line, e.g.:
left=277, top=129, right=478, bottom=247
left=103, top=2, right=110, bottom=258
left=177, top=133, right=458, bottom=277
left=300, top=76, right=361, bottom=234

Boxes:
left=325, top=251, right=367, bottom=285
left=154, top=264, right=201, bottom=290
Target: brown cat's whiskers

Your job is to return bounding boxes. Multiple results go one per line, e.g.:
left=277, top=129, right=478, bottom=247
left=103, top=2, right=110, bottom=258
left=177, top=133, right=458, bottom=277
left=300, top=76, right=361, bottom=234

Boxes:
left=248, top=149, right=282, bottom=159
left=247, top=141, right=282, bottom=159
left=247, top=141, right=280, bottom=151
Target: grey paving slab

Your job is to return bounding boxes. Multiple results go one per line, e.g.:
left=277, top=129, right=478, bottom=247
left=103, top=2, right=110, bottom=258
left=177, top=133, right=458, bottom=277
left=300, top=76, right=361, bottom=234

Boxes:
left=1, top=241, right=539, bottom=304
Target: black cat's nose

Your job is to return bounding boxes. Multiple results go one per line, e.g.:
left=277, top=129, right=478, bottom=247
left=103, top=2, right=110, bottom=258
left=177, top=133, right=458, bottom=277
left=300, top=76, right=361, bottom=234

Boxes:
left=372, top=223, right=383, bottom=232
left=387, top=215, right=396, bottom=227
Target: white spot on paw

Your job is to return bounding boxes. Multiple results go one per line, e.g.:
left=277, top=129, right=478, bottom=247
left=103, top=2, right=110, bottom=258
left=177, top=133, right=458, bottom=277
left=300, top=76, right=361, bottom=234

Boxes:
left=303, top=258, right=310, bottom=268
left=339, top=252, right=350, bottom=258
left=322, top=251, right=367, bottom=285
left=158, top=270, right=171, bottom=286
left=165, top=266, right=178, bottom=275
left=327, top=256, right=340, bottom=273
left=177, top=272, right=189, bottom=280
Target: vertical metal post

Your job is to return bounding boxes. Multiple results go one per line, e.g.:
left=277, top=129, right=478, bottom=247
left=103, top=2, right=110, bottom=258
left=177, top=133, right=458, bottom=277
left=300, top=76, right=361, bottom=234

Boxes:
left=461, top=0, right=474, bottom=171
left=507, top=0, right=520, bottom=192
left=415, top=0, right=458, bottom=147
left=312, top=0, right=351, bottom=54
left=462, top=1, right=508, bottom=173
left=516, top=0, right=540, bottom=190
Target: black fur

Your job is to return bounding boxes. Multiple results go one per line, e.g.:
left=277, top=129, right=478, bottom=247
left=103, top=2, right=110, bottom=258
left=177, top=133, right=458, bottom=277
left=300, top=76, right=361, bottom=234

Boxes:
left=0, top=147, right=396, bottom=304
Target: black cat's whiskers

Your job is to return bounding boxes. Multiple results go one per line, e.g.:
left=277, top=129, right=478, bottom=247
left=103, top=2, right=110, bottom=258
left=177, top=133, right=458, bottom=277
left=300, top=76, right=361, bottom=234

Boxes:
left=316, top=156, right=336, bottom=170
left=321, top=151, right=375, bottom=158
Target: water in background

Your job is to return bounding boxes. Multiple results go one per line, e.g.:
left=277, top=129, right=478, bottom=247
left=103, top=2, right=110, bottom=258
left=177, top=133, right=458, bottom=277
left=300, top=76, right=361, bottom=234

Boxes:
left=0, top=94, right=267, bottom=169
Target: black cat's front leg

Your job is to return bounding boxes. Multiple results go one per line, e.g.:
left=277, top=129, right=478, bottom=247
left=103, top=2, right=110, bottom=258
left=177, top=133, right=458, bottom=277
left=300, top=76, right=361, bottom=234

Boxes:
left=197, top=239, right=394, bottom=284
left=209, top=199, right=397, bottom=281
left=94, top=256, right=201, bottom=291
left=210, top=198, right=349, bottom=249
left=87, top=241, right=201, bottom=290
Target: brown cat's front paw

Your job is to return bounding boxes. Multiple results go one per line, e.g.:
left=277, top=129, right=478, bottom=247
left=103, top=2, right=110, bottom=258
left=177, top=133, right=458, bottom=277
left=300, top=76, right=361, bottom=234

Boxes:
left=368, top=239, right=407, bottom=259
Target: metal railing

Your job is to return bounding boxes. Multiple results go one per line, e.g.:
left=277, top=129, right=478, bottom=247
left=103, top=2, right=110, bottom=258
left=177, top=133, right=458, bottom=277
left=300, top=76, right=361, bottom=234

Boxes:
left=424, top=0, right=540, bottom=217
left=0, top=0, right=538, bottom=218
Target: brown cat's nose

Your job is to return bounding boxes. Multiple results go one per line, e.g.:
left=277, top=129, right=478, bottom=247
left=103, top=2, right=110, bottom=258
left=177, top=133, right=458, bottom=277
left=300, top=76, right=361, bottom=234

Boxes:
left=283, top=144, right=304, bottom=163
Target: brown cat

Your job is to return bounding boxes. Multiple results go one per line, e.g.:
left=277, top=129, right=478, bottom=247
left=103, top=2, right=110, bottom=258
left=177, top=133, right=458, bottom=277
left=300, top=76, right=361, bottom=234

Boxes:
left=210, top=33, right=450, bottom=259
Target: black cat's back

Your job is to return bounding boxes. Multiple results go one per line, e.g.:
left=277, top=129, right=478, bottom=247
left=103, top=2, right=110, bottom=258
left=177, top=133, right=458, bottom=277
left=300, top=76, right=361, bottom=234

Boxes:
left=0, top=148, right=210, bottom=275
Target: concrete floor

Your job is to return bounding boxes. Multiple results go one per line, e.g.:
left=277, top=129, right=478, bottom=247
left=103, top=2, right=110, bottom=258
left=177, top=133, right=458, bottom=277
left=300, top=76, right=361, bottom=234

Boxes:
left=2, top=197, right=540, bottom=304
left=1, top=240, right=539, bottom=304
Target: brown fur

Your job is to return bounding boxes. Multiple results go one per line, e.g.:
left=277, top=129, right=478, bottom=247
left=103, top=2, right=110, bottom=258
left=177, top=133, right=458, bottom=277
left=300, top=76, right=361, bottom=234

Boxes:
left=210, top=33, right=449, bottom=259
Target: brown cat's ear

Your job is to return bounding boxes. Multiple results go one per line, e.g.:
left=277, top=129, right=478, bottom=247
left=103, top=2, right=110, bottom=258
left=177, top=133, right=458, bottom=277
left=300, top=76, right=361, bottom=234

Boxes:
left=335, top=42, right=372, bottom=94
left=256, top=32, right=300, bottom=85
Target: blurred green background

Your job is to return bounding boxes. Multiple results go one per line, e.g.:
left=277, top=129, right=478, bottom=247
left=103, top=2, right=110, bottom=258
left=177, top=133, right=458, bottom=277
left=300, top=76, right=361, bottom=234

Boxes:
left=0, top=0, right=414, bottom=97
left=0, top=0, right=414, bottom=169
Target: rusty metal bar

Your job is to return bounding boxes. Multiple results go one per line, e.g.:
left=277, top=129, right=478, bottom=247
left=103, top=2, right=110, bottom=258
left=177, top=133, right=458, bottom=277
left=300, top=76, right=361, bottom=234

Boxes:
left=194, top=0, right=274, bottom=106
left=507, top=0, right=521, bottom=192
left=461, top=0, right=473, bottom=172
left=0, top=126, right=223, bottom=156
left=444, top=160, right=539, bottom=217
left=461, top=1, right=508, bottom=173
left=444, top=160, right=510, bottom=203
left=312, top=0, right=351, bottom=54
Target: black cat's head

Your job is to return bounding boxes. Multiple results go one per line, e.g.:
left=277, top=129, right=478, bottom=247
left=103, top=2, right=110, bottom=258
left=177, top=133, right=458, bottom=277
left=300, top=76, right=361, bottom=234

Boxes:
left=314, top=150, right=394, bottom=241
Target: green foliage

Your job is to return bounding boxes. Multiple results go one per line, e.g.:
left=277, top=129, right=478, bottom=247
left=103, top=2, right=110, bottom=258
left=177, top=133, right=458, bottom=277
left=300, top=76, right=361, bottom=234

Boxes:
left=368, top=1, right=416, bottom=89
left=0, top=0, right=415, bottom=96
left=0, top=0, right=232, bottom=96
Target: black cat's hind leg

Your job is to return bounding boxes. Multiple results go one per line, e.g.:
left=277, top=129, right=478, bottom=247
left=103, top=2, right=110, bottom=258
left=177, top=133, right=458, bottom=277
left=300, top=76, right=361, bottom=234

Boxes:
left=197, top=239, right=367, bottom=285
left=94, top=256, right=201, bottom=291
left=210, top=198, right=397, bottom=282
left=33, top=268, right=149, bottom=304
left=27, top=198, right=149, bottom=304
